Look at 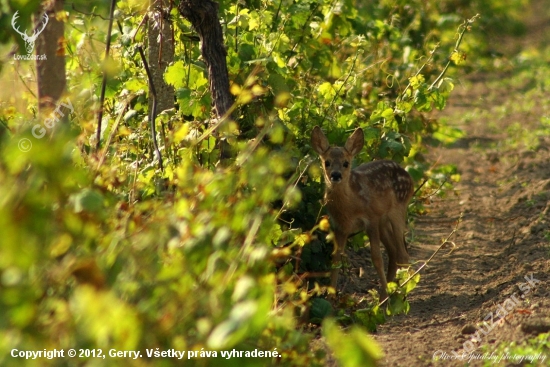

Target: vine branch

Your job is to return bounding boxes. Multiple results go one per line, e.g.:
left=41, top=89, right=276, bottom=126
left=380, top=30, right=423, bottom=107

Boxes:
left=429, top=14, right=480, bottom=90
left=95, top=0, right=117, bottom=150
left=378, top=212, right=462, bottom=306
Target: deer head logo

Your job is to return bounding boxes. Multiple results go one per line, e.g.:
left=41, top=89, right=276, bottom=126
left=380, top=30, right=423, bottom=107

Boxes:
left=11, top=11, right=49, bottom=54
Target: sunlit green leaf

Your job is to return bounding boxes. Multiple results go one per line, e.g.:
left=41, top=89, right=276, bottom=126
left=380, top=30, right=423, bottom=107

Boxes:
left=323, top=319, right=383, bottom=367
left=69, top=189, right=104, bottom=214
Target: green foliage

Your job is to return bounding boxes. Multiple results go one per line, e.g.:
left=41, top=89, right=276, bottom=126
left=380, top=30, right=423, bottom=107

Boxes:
left=323, top=318, right=383, bottom=367
left=309, top=297, right=333, bottom=324
left=0, top=126, right=321, bottom=366
left=481, top=332, right=549, bottom=366
left=343, top=269, right=420, bottom=332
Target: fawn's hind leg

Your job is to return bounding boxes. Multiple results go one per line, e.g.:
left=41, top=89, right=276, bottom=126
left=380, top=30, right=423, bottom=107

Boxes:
left=381, top=221, right=398, bottom=282
left=388, top=213, right=409, bottom=267
left=367, top=222, right=388, bottom=299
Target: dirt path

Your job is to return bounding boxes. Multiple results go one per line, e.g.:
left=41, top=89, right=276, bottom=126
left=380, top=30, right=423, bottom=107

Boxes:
left=373, top=2, right=550, bottom=366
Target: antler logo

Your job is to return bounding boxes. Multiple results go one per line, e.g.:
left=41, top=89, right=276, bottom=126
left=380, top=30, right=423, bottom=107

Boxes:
left=11, top=11, right=49, bottom=54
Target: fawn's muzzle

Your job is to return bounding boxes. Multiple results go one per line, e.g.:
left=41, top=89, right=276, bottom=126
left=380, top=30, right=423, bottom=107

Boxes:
left=330, top=172, right=342, bottom=182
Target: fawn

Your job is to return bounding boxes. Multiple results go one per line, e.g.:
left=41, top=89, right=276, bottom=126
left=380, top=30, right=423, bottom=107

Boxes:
left=311, top=126, right=414, bottom=299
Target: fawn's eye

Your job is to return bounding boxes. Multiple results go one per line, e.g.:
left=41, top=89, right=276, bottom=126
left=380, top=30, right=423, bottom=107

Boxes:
left=343, top=161, right=349, bottom=168
left=325, top=161, right=331, bottom=168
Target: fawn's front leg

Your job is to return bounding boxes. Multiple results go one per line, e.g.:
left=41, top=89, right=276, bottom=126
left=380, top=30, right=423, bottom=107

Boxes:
left=330, top=230, right=348, bottom=289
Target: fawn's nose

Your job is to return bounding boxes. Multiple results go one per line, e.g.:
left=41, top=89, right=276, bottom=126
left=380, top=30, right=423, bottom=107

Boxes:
left=330, top=171, right=342, bottom=182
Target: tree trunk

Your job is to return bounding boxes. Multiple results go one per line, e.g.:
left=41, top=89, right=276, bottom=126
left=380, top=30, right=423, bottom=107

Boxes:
left=177, top=0, right=233, bottom=121
left=148, top=0, right=175, bottom=114
left=36, top=0, right=66, bottom=113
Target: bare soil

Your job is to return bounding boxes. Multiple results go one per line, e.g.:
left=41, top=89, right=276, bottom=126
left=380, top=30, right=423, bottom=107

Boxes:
left=336, top=1, right=550, bottom=365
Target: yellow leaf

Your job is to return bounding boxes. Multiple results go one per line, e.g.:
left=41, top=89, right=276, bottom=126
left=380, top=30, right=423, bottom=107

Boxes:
left=274, top=92, right=291, bottom=107
left=248, top=16, right=259, bottom=31
left=251, top=84, right=265, bottom=96
left=118, top=126, right=131, bottom=136
left=237, top=90, right=253, bottom=104
left=174, top=124, right=189, bottom=143
left=230, top=83, right=242, bottom=96
left=450, top=51, right=465, bottom=65
left=319, top=217, right=330, bottom=232
left=50, top=233, right=72, bottom=257
left=409, top=74, right=425, bottom=89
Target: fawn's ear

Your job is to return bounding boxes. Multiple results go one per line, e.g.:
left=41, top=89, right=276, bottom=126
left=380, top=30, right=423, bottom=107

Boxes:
left=344, top=128, right=364, bottom=156
left=311, top=126, right=330, bottom=155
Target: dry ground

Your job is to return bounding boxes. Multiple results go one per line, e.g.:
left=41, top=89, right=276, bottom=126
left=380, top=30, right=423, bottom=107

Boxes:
left=335, top=1, right=550, bottom=366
